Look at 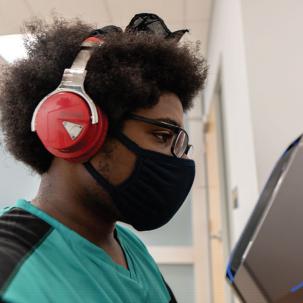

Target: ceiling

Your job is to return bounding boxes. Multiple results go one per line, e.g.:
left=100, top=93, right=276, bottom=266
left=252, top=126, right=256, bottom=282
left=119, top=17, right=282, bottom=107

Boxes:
left=0, top=0, right=212, bottom=56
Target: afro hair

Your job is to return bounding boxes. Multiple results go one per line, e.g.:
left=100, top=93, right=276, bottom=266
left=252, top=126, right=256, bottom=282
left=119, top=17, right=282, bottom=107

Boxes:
left=0, top=17, right=208, bottom=174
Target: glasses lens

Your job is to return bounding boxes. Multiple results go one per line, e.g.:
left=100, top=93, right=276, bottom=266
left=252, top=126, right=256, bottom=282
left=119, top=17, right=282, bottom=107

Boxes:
left=174, top=131, right=188, bottom=157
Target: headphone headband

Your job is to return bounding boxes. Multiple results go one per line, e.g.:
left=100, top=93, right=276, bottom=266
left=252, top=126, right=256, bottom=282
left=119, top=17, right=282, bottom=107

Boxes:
left=31, top=36, right=104, bottom=132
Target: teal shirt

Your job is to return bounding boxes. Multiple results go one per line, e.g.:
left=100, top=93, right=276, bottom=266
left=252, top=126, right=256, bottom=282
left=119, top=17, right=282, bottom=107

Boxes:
left=0, top=199, right=171, bottom=303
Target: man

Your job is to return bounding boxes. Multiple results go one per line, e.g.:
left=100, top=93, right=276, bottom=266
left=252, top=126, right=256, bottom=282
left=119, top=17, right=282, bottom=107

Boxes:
left=0, top=13, right=207, bottom=303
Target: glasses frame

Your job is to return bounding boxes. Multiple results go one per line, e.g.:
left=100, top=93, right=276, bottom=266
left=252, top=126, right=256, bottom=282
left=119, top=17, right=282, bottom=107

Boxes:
left=127, top=113, right=192, bottom=158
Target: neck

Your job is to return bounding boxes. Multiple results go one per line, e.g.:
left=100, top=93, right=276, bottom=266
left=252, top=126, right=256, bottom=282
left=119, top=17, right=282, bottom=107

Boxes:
left=32, top=166, right=117, bottom=247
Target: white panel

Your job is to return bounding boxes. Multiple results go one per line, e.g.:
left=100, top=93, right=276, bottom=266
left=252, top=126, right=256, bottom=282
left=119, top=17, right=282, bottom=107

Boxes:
left=148, top=246, right=194, bottom=264
left=160, top=265, right=195, bottom=303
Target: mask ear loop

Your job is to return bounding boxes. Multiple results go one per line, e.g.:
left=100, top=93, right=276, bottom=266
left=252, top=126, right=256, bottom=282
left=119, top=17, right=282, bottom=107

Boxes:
left=84, top=162, right=115, bottom=194
left=113, top=132, right=144, bottom=155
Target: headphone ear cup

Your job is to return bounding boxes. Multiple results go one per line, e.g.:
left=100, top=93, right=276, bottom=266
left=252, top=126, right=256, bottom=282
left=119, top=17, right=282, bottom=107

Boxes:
left=34, top=92, right=108, bottom=162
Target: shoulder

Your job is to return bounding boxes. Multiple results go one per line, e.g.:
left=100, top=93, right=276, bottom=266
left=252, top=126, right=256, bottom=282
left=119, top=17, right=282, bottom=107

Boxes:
left=0, top=207, right=53, bottom=294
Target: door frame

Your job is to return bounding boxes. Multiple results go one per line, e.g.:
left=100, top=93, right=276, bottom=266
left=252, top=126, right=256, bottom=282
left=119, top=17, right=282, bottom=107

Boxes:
left=203, top=68, right=234, bottom=302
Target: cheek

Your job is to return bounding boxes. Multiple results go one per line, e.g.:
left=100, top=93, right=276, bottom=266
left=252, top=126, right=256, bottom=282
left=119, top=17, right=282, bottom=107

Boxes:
left=92, top=140, right=137, bottom=186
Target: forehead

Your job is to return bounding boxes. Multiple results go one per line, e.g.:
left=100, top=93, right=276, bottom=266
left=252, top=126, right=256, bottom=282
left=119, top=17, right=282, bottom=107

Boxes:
left=134, top=93, right=184, bottom=127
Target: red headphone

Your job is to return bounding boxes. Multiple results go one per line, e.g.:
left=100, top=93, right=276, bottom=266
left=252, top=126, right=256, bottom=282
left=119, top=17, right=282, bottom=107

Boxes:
left=31, top=36, right=108, bottom=163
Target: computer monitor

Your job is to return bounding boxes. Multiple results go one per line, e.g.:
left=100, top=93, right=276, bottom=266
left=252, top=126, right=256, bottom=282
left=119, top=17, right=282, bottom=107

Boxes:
left=226, top=134, right=303, bottom=303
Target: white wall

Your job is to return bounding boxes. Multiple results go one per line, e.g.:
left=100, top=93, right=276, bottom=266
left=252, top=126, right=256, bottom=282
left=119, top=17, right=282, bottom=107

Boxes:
left=0, top=49, right=40, bottom=206
left=205, top=0, right=259, bottom=243
left=0, top=55, right=6, bottom=65
left=0, top=138, right=40, bottom=205
left=241, top=0, right=303, bottom=190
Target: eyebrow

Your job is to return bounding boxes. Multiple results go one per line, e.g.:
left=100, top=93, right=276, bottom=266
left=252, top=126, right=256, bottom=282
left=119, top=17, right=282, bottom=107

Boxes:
left=153, top=117, right=182, bottom=128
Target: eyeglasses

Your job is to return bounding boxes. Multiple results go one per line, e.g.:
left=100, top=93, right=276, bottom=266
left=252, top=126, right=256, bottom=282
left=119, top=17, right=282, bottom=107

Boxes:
left=127, top=113, right=192, bottom=158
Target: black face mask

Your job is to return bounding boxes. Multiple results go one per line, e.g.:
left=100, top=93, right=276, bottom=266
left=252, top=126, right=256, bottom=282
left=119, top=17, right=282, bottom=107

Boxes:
left=84, top=133, right=195, bottom=231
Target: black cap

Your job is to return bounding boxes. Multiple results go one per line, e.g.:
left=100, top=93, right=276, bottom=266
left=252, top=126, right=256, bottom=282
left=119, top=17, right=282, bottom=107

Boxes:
left=89, top=13, right=188, bottom=42
left=125, top=13, right=189, bottom=41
